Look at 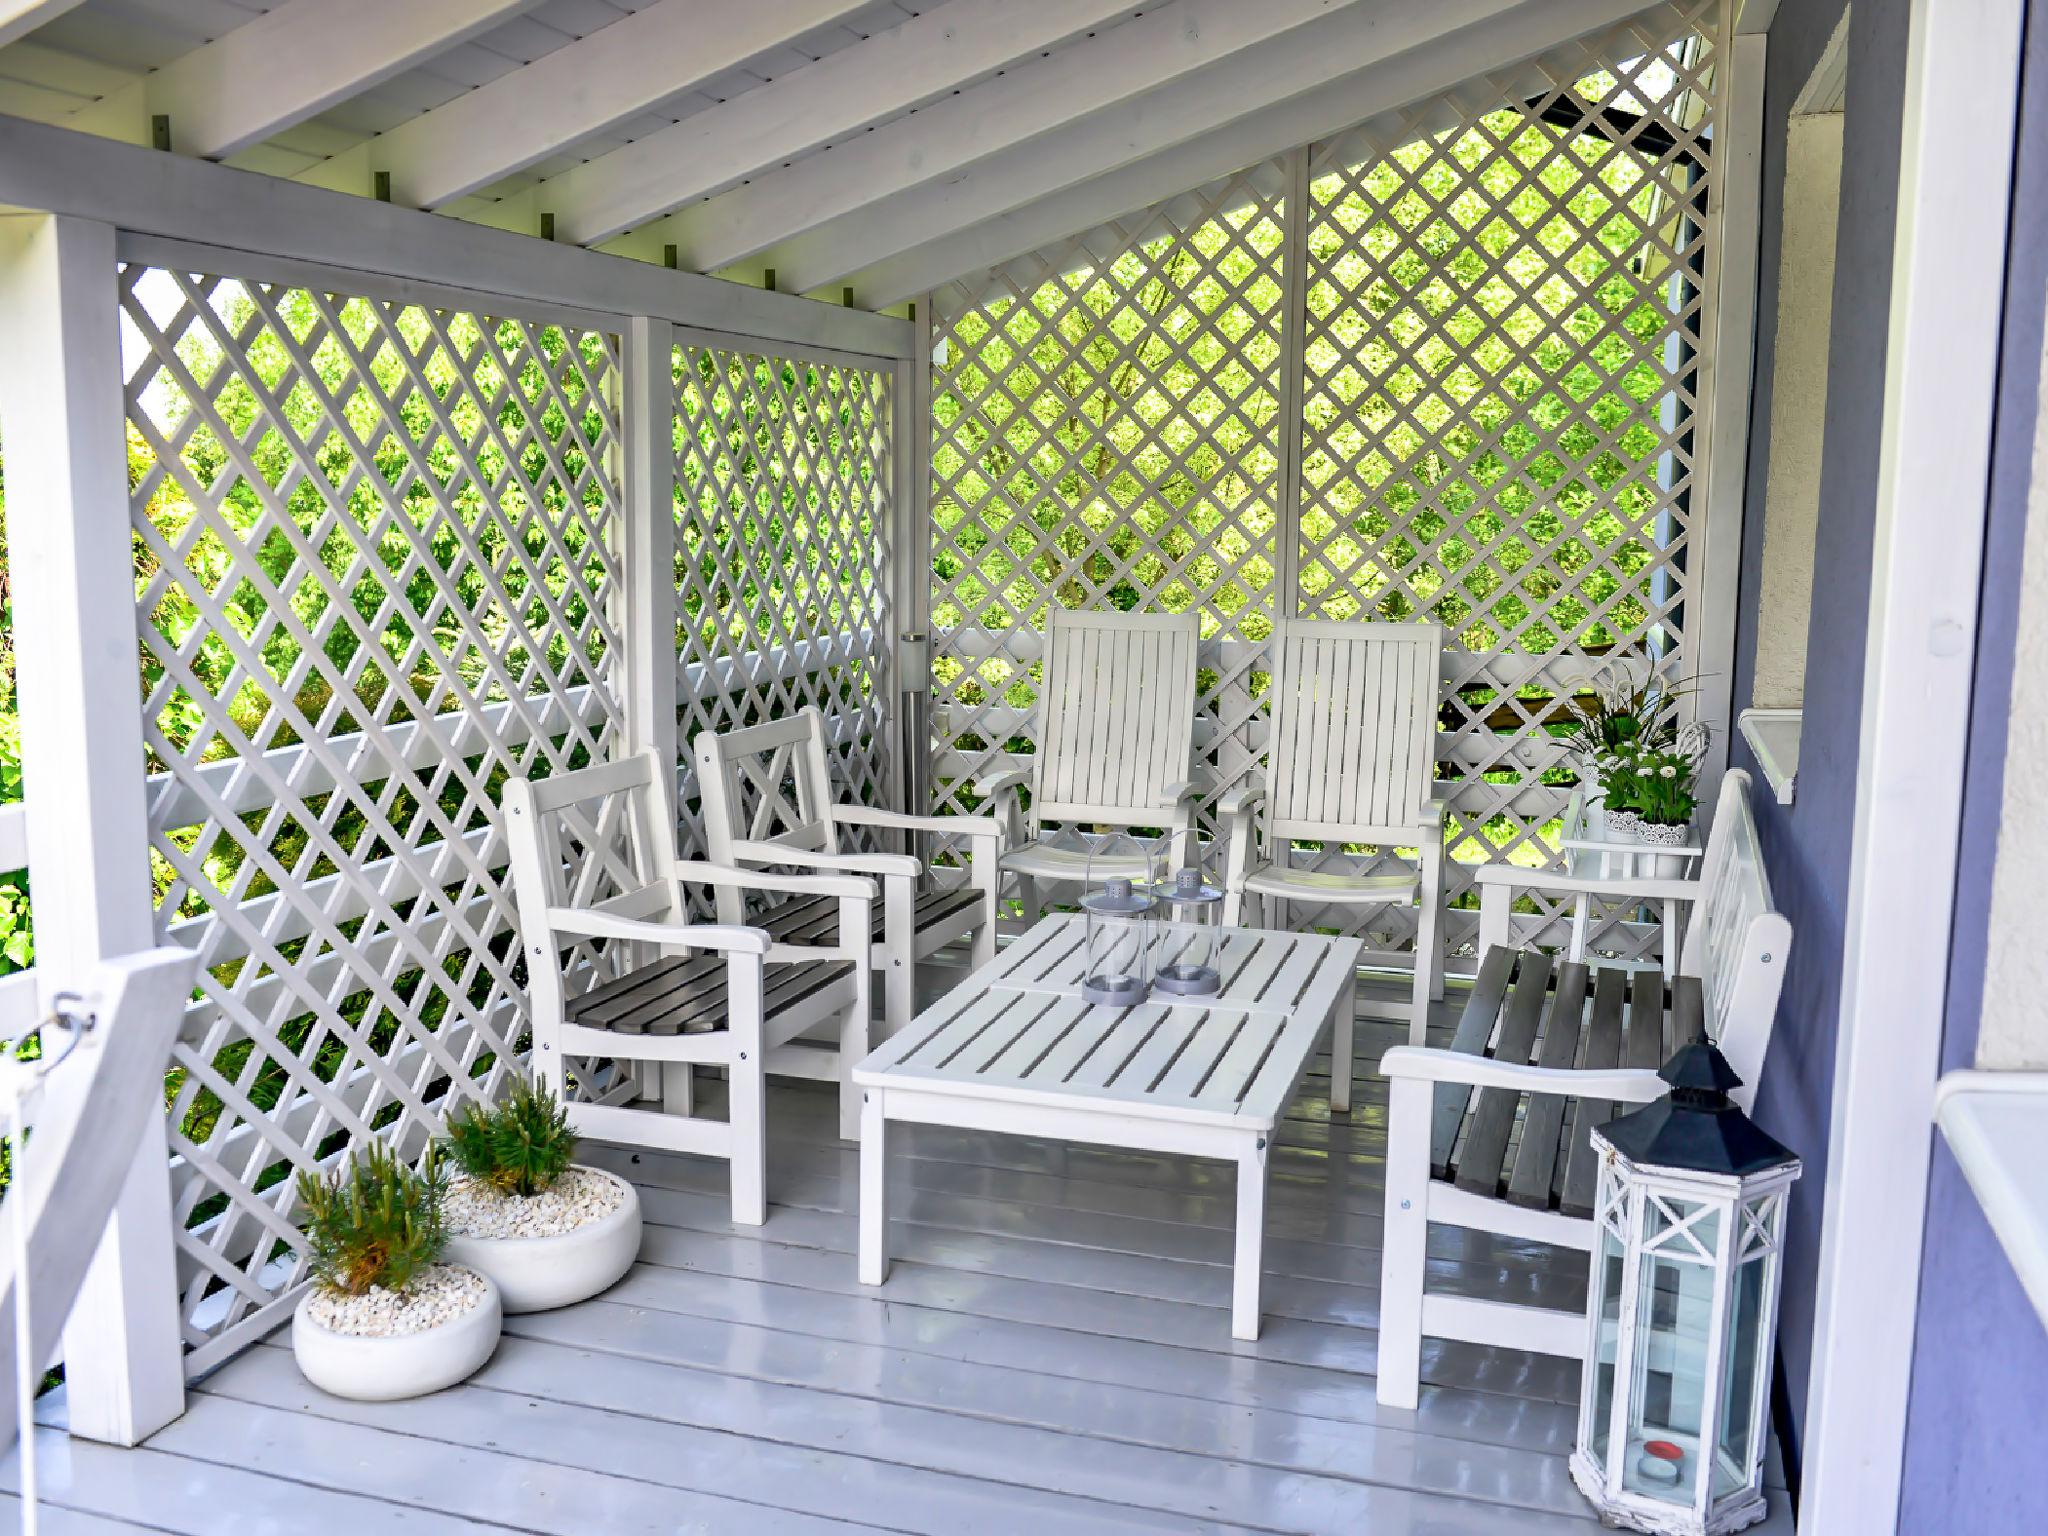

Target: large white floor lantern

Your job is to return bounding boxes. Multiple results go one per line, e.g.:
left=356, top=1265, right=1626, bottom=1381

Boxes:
left=1570, top=1037, right=1800, bottom=1535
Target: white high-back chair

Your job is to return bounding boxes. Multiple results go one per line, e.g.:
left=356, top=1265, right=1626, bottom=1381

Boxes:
left=695, top=705, right=1000, bottom=1039
left=976, top=609, right=1201, bottom=915
left=1221, top=619, right=1446, bottom=1042
left=1374, top=767, right=1790, bottom=1410
left=505, top=752, right=875, bottom=1221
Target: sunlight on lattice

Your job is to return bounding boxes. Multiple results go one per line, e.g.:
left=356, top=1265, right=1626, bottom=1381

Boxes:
left=121, top=264, right=624, bottom=1364
left=928, top=161, right=1289, bottom=876
left=672, top=343, right=894, bottom=870
left=1296, top=0, right=1722, bottom=941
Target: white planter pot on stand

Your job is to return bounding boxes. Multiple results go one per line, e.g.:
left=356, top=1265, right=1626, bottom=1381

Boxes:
left=442, top=1165, right=642, bottom=1313
left=292, top=1264, right=502, bottom=1401
left=1629, top=818, right=1691, bottom=879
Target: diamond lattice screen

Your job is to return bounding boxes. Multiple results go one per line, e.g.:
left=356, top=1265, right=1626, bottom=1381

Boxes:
left=927, top=2, right=1722, bottom=957
left=672, top=342, right=895, bottom=865
left=121, top=264, right=625, bottom=1367
left=927, top=161, right=1290, bottom=873
left=1295, top=4, right=1722, bottom=943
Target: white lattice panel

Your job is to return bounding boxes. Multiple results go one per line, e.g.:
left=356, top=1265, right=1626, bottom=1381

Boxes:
left=927, top=160, right=1290, bottom=877
left=671, top=340, right=895, bottom=863
left=1296, top=1, right=1725, bottom=952
left=121, top=264, right=626, bottom=1365
left=926, top=2, right=1723, bottom=966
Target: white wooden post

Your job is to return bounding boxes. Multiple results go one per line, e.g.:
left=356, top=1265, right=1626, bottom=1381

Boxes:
left=0, top=213, right=186, bottom=1444
left=619, top=314, right=680, bottom=1107
left=891, top=318, right=931, bottom=836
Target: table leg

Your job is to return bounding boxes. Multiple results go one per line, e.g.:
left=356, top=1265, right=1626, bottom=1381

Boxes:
left=858, top=1091, right=889, bottom=1286
left=1331, top=971, right=1355, bottom=1115
left=1232, top=1135, right=1269, bottom=1341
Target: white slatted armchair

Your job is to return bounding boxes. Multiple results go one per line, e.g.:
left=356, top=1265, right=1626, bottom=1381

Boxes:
left=1374, top=767, right=1788, bottom=1409
left=978, top=609, right=1202, bottom=918
left=1220, top=620, right=1446, bottom=1044
left=505, top=751, right=876, bottom=1222
left=694, top=705, right=1000, bottom=1041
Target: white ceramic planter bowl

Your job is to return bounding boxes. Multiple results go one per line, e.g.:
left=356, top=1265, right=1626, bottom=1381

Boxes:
left=291, top=1267, right=501, bottom=1402
left=442, top=1168, right=642, bottom=1313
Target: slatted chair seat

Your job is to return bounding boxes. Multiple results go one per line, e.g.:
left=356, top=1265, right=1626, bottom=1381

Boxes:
left=1426, top=952, right=1704, bottom=1218
left=749, top=887, right=986, bottom=949
left=568, top=954, right=860, bottom=1037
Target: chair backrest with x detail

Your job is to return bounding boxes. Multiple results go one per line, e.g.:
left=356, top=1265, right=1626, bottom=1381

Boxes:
left=504, top=751, right=681, bottom=1034
left=694, top=707, right=842, bottom=923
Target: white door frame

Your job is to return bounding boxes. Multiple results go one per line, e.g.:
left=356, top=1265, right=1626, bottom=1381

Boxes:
left=1799, top=0, right=2024, bottom=1530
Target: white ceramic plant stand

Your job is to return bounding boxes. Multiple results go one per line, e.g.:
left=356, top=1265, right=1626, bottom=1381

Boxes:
left=1560, top=790, right=1704, bottom=976
left=854, top=914, right=1363, bottom=1340
left=441, top=1167, right=643, bottom=1313
left=291, top=1267, right=502, bottom=1402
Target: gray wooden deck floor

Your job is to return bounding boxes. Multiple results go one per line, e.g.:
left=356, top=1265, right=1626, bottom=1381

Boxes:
left=5, top=969, right=1795, bottom=1534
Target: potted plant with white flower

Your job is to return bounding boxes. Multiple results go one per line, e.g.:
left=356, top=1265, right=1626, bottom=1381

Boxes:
left=290, top=1141, right=503, bottom=1401
left=1598, top=728, right=1706, bottom=875
left=438, top=1074, right=642, bottom=1313
left=1563, top=662, right=1696, bottom=812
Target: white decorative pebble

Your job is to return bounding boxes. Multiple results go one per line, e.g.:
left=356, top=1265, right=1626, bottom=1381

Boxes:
left=443, top=1166, right=626, bottom=1241
left=306, top=1263, right=487, bottom=1338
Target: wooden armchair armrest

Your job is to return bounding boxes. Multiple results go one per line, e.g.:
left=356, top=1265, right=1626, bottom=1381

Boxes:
left=833, top=805, right=1004, bottom=842
left=1155, top=779, right=1203, bottom=810
left=728, top=839, right=921, bottom=880
left=1420, top=796, right=1447, bottom=828
left=671, top=859, right=876, bottom=902
left=1472, top=864, right=1701, bottom=904
left=974, top=767, right=1031, bottom=799
left=1219, top=783, right=1267, bottom=818
left=1379, top=1045, right=1668, bottom=1103
left=543, top=908, right=771, bottom=956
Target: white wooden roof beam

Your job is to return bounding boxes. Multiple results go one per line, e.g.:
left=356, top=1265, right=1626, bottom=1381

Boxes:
left=843, top=0, right=1676, bottom=306
left=770, top=0, right=1548, bottom=294
left=371, top=0, right=882, bottom=210
left=0, top=0, right=85, bottom=52
left=651, top=0, right=1373, bottom=270
left=143, top=0, right=548, bottom=161
left=539, top=0, right=1147, bottom=246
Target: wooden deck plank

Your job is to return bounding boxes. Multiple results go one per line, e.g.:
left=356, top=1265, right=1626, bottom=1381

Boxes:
left=9, top=965, right=1800, bottom=1536
left=1428, top=946, right=1516, bottom=1177
left=1561, top=967, right=1630, bottom=1218
left=1507, top=962, right=1592, bottom=1210
left=1454, top=953, right=1554, bottom=1196
left=1625, top=967, right=1665, bottom=1072
left=212, top=1341, right=1211, bottom=1536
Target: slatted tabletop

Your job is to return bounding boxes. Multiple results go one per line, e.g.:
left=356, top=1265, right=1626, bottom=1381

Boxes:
left=856, top=915, right=1364, bottom=1132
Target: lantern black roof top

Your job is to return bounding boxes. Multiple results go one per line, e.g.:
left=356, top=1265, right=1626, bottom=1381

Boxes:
left=1597, top=1038, right=1798, bottom=1177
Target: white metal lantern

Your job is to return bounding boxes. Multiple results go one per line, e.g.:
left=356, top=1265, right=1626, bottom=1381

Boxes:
left=1151, top=866, right=1224, bottom=996
left=1571, top=1039, right=1800, bottom=1536
left=1079, top=876, right=1155, bottom=1006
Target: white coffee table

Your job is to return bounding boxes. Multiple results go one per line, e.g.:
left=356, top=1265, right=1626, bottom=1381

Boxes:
left=854, top=914, right=1364, bottom=1339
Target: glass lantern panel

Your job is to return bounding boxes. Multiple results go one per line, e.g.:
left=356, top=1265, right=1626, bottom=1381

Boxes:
left=1621, top=1197, right=1723, bottom=1506
left=1588, top=1216, right=1630, bottom=1464
left=1714, top=1252, right=1771, bottom=1497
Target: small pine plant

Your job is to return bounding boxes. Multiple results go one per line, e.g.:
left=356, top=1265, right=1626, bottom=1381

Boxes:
left=295, top=1141, right=448, bottom=1297
left=440, top=1075, right=579, bottom=1199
